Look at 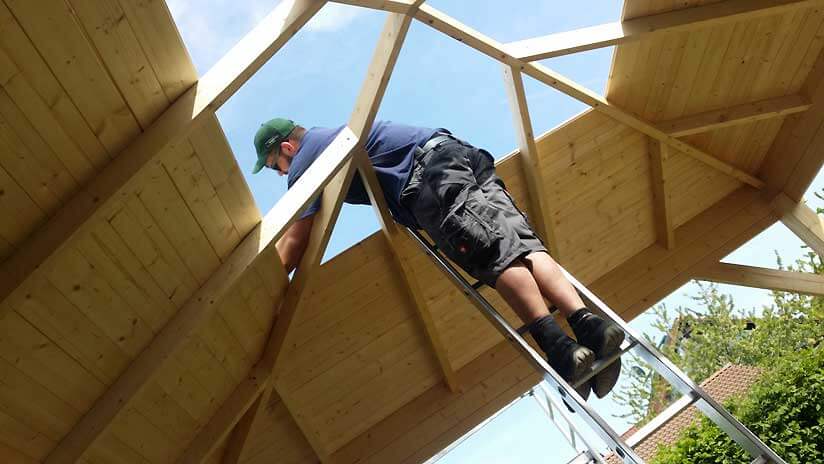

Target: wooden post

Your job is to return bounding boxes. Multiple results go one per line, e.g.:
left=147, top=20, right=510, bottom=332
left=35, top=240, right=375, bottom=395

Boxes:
left=648, top=138, right=675, bottom=249
left=501, top=64, right=561, bottom=257
left=208, top=11, right=423, bottom=463
left=412, top=4, right=765, bottom=189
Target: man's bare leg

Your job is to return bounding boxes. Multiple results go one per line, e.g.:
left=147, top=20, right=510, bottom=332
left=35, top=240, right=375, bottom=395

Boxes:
left=519, top=251, right=625, bottom=398
left=496, top=261, right=593, bottom=398
left=495, top=261, right=553, bottom=323
left=521, top=251, right=584, bottom=316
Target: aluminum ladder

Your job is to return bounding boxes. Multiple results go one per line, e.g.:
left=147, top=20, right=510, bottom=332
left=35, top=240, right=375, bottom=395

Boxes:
left=406, top=227, right=787, bottom=464
left=422, top=381, right=604, bottom=464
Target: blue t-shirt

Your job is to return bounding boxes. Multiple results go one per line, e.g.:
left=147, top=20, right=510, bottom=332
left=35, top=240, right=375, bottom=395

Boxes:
left=287, top=121, right=438, bottom=227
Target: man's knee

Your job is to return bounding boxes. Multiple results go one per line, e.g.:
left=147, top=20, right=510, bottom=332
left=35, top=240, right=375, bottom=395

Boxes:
left=523, top=251, right=550, bottom=265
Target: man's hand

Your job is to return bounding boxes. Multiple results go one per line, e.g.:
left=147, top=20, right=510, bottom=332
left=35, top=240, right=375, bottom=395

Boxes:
left=276, top=215, right=314, bottom=274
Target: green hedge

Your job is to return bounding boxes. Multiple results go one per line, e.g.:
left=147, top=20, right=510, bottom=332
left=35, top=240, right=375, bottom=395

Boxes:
left=650, top=346, right=824, bottom=464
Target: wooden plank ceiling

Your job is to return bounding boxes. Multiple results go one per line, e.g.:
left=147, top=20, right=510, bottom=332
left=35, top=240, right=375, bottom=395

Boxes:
left=1, top=0, right=823, bottom=463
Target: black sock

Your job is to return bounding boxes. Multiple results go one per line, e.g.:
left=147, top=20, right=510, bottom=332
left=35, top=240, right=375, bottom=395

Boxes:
left=566, top=307, right=590, bottom=326
left=528, top=315, right=566, bottom=354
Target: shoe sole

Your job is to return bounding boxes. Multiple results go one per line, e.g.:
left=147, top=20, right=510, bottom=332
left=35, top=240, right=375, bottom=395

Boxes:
left=592, top=325, right=625, bottom=398
left=571, top=346, right=594, bottom=401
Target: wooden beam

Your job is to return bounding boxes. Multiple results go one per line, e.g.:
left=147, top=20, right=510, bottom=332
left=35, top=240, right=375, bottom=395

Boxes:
left=349, top=0, right=460, bottom=394
left=648, top=138, right=675, bottom=249
left=220, top=391, right=265, bottom=464
left=350, top=7, right=458, bottom=394
left=329, top=0, right=413, bottom=13
left=355, top=152, right=461, bottom=392
left=504, top=0, right=822, bottom=62
left=657, top=95, right=811, bottom=137
left=329, top=192, right=782, bottom=464
left=328, top=339, right=533, bottom=464
left=413, top=5, right=765, bottom=190
left=0, top=0, right=325, bottom=309
left=43, top=124, right=357, bottom=464
left=347, top=14, right=412, bottom=138
left=342, top=13, right=460, bottom=391
left=589, top=187, right=776, bottom=320
left=759, top=39, right=824, bottom=200
left=772, top=193, right=824, bottom=257
left=695, top=262, right=824, bottom=296
left=179, top=158, right=358, bottom=464
left=501, top=65, right=561, bottom=257
left=178, top=364, right=271, bottom=464
left=210, top=12, right=420, bottom=463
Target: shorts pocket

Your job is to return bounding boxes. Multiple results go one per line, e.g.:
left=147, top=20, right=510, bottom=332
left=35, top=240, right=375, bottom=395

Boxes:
left=439, top=188, right=503, bottom=266
left=400, top=161, right=424, bottom=208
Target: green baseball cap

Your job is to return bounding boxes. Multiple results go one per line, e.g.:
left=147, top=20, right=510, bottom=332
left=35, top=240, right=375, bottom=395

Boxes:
left=252, top=118, right=296, bottom=174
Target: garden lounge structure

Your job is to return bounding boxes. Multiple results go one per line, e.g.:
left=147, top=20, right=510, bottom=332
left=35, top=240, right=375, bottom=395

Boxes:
left=1, top=0, right=824, bottom=463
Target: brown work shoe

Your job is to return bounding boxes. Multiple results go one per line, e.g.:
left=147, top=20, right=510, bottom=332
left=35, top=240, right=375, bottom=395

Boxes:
left=528, top=315, right=594, bottom=400
left=567, top=308, right=625, bottom=398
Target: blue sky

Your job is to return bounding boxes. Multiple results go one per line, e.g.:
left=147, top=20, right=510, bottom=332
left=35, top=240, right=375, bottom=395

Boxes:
left=168, top=1, right=824, bottom=462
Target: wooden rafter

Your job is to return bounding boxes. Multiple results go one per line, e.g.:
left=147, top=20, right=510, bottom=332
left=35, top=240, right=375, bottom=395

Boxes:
left=355, top=151, right=461, bottom=393
left=501, top=65, right=561, bottom=258
left=772, top=193, right=824, bottom=257
left=695, top=262, right=824, bottom=297
left=657, top=95, right=811, bottom=137
left=15, top=0, right=822, bottom=462
left=648, top=138, right=675, bottom=250
left=760, top=39, right=824, bottom=199
left=349, top=8, right=458, bottom=388
left=591, top=187, right=778, bottom=321
left=0, top=0, right=326, bottom=311
left=43, top=125, right=357, bottom=464
left=410, top=4, right=764, bottom=190
left=196, top=12, right=423, bottom=463
left=502, top=0, right=823, bottom=62
left=330, top=0, right=412, bottom=13
left=219, top=392, right=265, bottom=464
left=179, top=159, right=360, bottom=464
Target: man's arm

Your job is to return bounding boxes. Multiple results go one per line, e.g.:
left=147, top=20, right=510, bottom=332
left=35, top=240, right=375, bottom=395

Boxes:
left=275, top=215, right=314, bottom=274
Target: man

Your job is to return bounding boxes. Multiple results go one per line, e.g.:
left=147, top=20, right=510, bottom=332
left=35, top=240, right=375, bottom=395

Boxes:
left=253, top=118, right=624, bottom=399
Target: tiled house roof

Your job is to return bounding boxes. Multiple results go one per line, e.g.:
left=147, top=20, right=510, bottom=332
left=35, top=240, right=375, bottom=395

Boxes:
left=605, top=364, right=763, bottom=464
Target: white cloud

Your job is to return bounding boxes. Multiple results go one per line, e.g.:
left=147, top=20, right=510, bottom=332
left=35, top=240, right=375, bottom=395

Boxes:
left=167, top=0, right=365, bottom=72
left=166, top=0, right=277, bottom=72
left=305, top=2, right=363, bottom=32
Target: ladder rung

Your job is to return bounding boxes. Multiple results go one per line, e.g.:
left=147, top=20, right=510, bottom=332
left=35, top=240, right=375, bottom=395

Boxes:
left=559, top=267, right=788, bottom=464
left=566, top=451, right=598, bottom=464
left=403, top=226, right=785, bottom=464
left=471, top=280, right=484, bottom=290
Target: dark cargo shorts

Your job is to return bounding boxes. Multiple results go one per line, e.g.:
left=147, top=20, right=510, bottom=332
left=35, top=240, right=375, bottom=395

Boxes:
left=399, top=136, right=547, bottom=287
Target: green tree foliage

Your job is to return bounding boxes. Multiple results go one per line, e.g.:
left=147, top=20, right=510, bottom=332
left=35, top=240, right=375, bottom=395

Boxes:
left=611, top=193, right=824, bottom=462
left=650, top=345, right=824, bottom=464
left=613, top=228, right=823, bottom=426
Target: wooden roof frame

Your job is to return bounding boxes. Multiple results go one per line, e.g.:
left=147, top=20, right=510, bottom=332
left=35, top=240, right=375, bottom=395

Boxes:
left=3, top=0, right=818, bottom=462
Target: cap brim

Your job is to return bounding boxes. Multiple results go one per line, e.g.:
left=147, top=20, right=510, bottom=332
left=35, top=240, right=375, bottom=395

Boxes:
left=252, top=156, right=266, bottom=174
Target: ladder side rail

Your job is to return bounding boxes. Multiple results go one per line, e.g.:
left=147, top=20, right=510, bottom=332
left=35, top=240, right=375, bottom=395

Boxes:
left=530, top=390, right=577, bottom=450
left=537, top=383, right=608, bottom=464
left=557, top=267, right=786, bottom=464
left=423, top=394, right=525, bottom=464
left=567, top=451, right=599, bottom=464
left=405, top=228, right=645, bottom=464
